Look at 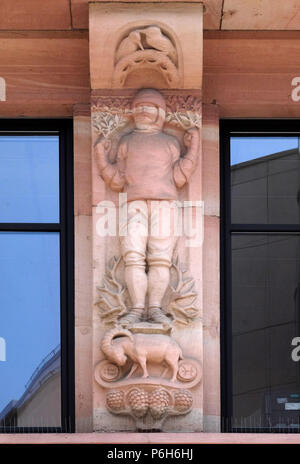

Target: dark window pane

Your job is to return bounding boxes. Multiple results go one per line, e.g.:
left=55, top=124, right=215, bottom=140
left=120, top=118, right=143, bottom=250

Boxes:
left=232, top=234, right=300, bottom=430
left=0, top=136, right=59, bottom=223
left=0, top=232, right=61, bottom=428
left=231, top=137, right=300, bottom=224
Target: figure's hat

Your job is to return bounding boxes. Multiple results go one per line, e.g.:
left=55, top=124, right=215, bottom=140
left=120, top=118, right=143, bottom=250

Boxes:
left=132, top=89, right=166, bottom=113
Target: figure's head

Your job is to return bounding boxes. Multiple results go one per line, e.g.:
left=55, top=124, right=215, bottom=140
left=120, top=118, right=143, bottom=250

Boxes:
left=132, top=89, right=166, bottom=132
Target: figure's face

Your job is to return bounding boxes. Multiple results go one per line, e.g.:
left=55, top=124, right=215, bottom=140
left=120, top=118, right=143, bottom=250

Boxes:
left=133, top=103, right=159, bottom=130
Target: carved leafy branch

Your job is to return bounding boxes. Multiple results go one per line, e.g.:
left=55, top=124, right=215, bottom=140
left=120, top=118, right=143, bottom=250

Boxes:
left=165, top=110, right=201, bottom=129
left=92, top=112, right=129, bottom=138
left=96, top=255, right=199, bottom=326
left=166, top=95, right=202, bottom=113
left=96, top=256, right=127, bottom=323
left=167, top=257, right=199, bottom=325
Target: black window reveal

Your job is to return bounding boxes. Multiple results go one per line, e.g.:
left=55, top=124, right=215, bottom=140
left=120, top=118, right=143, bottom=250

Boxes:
left=221, top=120, right=300, bottom=433
left=0, top=120, right=74, bottom=433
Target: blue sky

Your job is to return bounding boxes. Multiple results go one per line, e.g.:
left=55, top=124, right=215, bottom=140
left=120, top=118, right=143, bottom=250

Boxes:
left=231, top=137, right=299, bottom=165
left=0, top=233, right=61, bottom=416
left=0, top=136, right=59, bottom=223
left=0, top=136, right=61, bottom=419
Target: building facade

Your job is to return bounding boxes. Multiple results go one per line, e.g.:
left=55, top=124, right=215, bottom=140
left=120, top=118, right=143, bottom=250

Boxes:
left=1, top=0, right=300, bottom=444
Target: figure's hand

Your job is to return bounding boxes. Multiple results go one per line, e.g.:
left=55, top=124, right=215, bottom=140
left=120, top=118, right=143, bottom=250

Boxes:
left=95, top=137, right=111, bottom=155
left=183, top=127, right=199, bottom=149
left=94, top=137, right=112, bottom=171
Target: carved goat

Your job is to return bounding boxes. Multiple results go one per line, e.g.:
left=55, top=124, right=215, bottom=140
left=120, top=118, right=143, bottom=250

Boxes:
left=101, top=327, right=183, bottom=381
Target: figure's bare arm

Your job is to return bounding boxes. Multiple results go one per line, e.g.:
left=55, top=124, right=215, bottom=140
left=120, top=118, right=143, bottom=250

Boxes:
left=173, top=128, right=200, bottom=188
left=94, top=137, right=126, bottom=192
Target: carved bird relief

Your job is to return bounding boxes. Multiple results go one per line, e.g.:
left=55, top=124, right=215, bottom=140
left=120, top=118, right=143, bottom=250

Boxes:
left=115, top=26, right=177, bottom=66
left=116, top=31, right=144, bottom=62
left=139, top=26, right=177, bottom=64
left=113, top=26, right=180, bottom=87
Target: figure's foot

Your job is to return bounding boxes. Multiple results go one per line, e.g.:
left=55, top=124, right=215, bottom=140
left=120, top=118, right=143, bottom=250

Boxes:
left=148, top=307, right=171, bottom=326
left=119, top=307, right=143, bottom=327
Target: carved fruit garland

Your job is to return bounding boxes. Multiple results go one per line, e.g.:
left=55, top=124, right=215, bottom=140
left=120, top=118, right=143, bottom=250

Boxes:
left=105, top=387, right=193, bottom=429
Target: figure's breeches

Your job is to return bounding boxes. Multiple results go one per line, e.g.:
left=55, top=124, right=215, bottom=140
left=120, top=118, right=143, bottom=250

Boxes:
left=120, top=200, right=178, bottom=308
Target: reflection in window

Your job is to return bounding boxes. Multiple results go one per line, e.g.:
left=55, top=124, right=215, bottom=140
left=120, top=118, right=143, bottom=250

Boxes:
left=0, top=346, right=61, bottom=428
left=224, top=129, right=300, bottom=431
left=231, top=137, right=300, bottom=224
left=0, top=122, right=73, bottom=433
left=0, top=232, right=61, bottom=428
left=232, top=234, right=300, bottom=429
left=0, top=136, right=59, bottom=223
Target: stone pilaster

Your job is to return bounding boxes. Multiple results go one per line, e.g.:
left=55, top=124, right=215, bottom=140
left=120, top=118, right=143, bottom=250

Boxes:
left=89, top=2, right=204, bottom=432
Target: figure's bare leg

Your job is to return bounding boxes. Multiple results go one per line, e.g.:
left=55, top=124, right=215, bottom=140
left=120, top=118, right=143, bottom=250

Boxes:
left=119, top=260, right=147, bottom=326
left=148, top=265, right=170, bottom=306
left=148, top=265, right=172, bottom=325
left=147, top=201, right=178, bottom=325
left=119, top=201, right=148, bottom=325
left=125, top=261, right=147, bottom=309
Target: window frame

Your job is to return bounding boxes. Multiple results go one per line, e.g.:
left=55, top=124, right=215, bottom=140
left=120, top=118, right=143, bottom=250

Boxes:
left=0, top=119, right=75, bottom=433
left=220, top=119, right=300, bottom=433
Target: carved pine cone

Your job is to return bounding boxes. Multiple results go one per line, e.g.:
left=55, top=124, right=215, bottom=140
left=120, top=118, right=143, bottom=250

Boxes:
left=174, top=390, right=193, bottom=412
left=149, top=388, right=170, bottom=419
left=106, top=390, right=125, bottom=411
left=127, top=388, right=149, bottom=418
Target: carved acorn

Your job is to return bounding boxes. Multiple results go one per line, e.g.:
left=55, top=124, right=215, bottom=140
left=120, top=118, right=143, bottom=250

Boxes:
left=106, top=390, right=125, bottom=411
left=127, top=388, right=149, bottom=418
left=174, top=389, right=193, bottom=412
left=149, top=388, right=170, bottom=419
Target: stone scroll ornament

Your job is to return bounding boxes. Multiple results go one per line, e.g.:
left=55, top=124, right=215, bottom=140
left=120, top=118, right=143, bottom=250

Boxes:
left=113, top=26, right=180, bottom=88
left=93, top=88, right=202, bottom=429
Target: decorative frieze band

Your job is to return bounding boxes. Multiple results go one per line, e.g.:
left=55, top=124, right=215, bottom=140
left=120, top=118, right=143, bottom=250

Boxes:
left=91, top=93, right=202, bottom=137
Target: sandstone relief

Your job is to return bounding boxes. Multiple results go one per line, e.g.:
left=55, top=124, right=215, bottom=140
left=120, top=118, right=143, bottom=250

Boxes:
left=113, top=26, right=181, bottom=88
left=96, top=255, right=199, bottom=327
left=93, top=88, right=202, bottom=429
left=105, top=387, right=193, bottom=430
left=92, top=94, right=202, bottom=139
left=101, top=327, right=183, bottom=381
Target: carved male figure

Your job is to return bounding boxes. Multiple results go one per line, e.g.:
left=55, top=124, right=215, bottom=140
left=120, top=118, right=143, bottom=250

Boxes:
left=95, top=89, right=199, bottom=326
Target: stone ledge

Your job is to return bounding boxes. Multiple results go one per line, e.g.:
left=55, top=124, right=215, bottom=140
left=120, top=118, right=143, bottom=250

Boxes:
left=1, top=433, right=300, bottom=444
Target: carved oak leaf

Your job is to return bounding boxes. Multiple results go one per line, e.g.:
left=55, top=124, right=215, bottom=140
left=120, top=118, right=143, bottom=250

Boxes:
left=96, top=256, right=127, bottom=323
left=167, top=258, right=199, bottom=325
